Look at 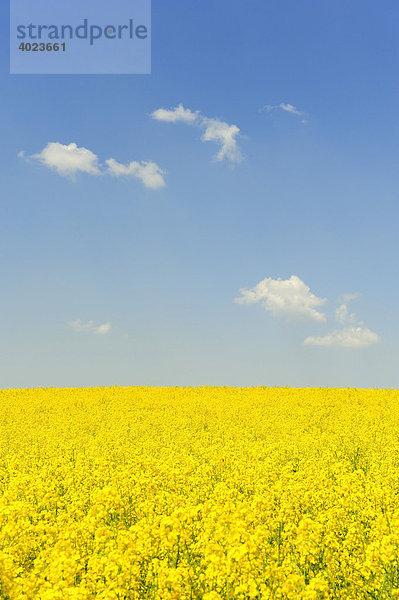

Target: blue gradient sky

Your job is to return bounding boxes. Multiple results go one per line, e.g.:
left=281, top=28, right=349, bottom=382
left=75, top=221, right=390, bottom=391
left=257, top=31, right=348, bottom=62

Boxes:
left=1, top=0, right=398, bottom=388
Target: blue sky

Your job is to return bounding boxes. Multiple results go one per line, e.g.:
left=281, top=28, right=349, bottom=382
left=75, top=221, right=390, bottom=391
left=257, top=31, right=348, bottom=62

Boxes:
left=1, top=0, right=398, bottom=388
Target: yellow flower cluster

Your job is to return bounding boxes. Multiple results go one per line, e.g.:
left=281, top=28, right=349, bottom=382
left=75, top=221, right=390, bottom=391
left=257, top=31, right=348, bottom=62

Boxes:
left=0, top=386, right=399, bottom=599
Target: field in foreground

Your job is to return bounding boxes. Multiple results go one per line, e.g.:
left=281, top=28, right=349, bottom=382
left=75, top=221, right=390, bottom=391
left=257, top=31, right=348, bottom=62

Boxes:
left=1, top=388, right=399, bottom=600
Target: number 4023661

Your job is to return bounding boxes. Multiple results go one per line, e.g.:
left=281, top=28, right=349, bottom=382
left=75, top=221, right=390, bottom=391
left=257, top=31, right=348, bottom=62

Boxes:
left=18, top=42, right=66, bottom=51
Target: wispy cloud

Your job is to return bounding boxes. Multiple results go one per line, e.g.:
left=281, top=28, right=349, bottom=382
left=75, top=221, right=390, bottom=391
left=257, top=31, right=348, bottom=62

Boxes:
left=151, top=103, right=243, bottom=164
left=303, top=326, right=379, bottom=348
left=303, top=293, right=379, bottom=348
left=19, top=142, right=165, bottom=189
left=234, top=275, right=327, bottom=323
left=68, top=319, right=111, bottom=335
left=260, top=103, right=307, bottom=124
left=106, top=158, right=166, bottom=189
left=335, top=293, right=360, bottom=324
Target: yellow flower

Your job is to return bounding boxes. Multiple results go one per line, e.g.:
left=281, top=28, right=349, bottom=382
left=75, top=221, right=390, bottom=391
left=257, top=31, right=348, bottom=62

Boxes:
left=0, top=386, right=398, bottom=598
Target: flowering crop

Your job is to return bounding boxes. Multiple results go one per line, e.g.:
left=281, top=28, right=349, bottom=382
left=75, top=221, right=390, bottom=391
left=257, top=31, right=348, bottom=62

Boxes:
left=1, top=386, right=399, bottom=599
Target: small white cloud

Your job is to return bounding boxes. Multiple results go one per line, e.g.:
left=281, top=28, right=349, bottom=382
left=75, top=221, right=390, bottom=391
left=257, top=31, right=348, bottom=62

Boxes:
left=335, top=293, right=360, bottom=324
left=68, top=319, right=111, bottom=335
left=31, top=142, right=101, bottom=177
left=95, top=323, right=111, bottom=335
left=234, top=275, right=327, bottom=323
left=17, top=150, right=26, bottom=159
left=335, top=303, right=350, bottom=324
left=24, top=142, right=166, bottom=189
left=151, top=104, right=243, bottom=164
left=304, top=326, right=379, bottom=348
left=335, top=305, right=359, bottom=324
left=305, top=293, right=379, bottom=348
left=279, top=103, right=303, bottom=115
left=339, top=293, right=361, bottom=304
left=106, top=158, right=166, bottom=189
left=201, top=118, right=243, bottom=163
left=260, top=103, right=306, bottom=121
left=151, top=104, right=199, bottom=123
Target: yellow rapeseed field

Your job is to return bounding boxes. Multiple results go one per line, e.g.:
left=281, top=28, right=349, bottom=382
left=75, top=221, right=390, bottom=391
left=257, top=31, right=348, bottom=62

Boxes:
left=1, top=387, right=399, bottom=600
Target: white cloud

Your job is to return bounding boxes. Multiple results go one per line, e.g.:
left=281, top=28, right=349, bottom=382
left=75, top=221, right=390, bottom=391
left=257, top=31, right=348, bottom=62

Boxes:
left=335, top=304, right=351, bottom=324
left=234, top=275, right=327, bottom=323
left=261, top=103, right=303, bottom=115
left=106, top=158, right=166, bottom=189
left=20, top=142, right=166, bottom=189
left=31, top=142, right=101, bottom=177
left=95, top=323, right=112, bottom=335
left=151, top=104, right=243, bottom=164
left=304, top=292, right=379, bottom=348
left=68, top=319, right=111, bottom=335
left=303, top=326, right=379, bottom=348
left=235, top=275, right=379, bottom=349
left=335, top=293, right=360, bottom=324
left=260, top=103, right=306, bottom=121
left=201, top=118, right=243, bottom=163
left=279, top=103, right=303, bottom=115
left=151, top=103, right=199, bottom=123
